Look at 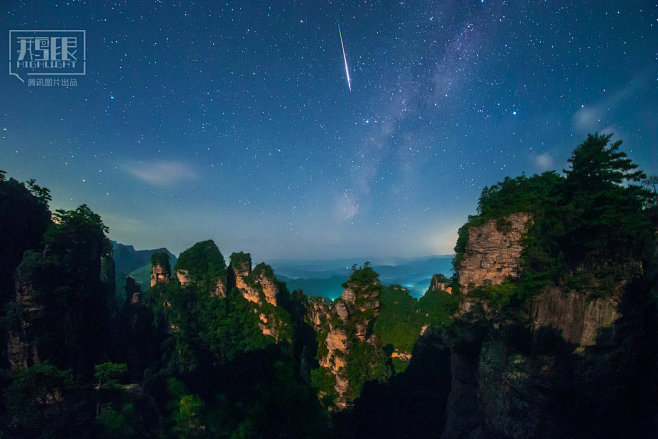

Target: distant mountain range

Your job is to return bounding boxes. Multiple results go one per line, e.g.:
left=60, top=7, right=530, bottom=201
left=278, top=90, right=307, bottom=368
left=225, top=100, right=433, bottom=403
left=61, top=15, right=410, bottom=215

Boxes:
left=111, top=243, right=453, bottom=300
left=270, top=255, right=454, bottom=299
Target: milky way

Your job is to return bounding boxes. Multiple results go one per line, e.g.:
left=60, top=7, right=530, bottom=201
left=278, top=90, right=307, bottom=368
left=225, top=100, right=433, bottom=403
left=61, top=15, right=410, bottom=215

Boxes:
left=0, top=2, right=655, bottom=261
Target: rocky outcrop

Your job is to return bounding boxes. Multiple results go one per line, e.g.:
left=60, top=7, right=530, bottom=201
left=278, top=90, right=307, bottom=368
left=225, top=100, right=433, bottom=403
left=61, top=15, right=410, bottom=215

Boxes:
left=177, top=268, right=227, bottom=298
left=150, top=263, right=170, bottom=287
left=530, top=286, right=621, bottom=348
left=308, top=274, right=382, bottom=409
left=230, top=253, right=252, bottom=297
left=7, top=273, right=42, bottom=369
left=254, top=269, right=278, bottom=306
left=441, top=211, right=657, bottom=439
left=227, top=253, right=289, bottom=340
left=176, top=269, right=191, bottom=286
left=458, top=213, right=531, bottom=293
left=430, top=274, right=453, bottom=294
left=229, top=255, right=279, bottom=306
left=213, top=278, right=227, bottom=298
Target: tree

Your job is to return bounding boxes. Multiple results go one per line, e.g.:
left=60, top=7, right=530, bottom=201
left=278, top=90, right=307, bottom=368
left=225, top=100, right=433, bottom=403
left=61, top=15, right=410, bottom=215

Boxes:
left=562, top=133, right=653, bottom=265
left=564, top=133, right=645, bottom=191
left=9, top=204, right=114, bottom=376
left=643, top=175, right=658, bottom=194
left=0, top=174, right=51, bottom=305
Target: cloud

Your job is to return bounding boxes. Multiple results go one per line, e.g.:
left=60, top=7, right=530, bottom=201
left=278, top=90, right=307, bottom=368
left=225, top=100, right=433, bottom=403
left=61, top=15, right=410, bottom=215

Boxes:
left=531, top=152, right=554, bottom=171
left=123, top=160, right=197, bottom=186
left=573, top=78, right=643, bottom=133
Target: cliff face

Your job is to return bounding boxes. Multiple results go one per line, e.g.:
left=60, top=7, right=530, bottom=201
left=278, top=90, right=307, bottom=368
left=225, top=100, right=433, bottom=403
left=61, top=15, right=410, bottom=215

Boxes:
left=7, top=270, right=42, bottom=369
left=177, top=268, right=227, bottom=298
left=430, top=274, right=453, bottom=294
left=307, top=275, right=382, bottom=410
left=458, top=212, right=531, bottom=293
left=442, top=211, right=657, bottom=439
left=229, top=255, right=272, bottom=306
left=227, top=253, right=290, bottom=341
left=150, top=263, right=170, bottom=287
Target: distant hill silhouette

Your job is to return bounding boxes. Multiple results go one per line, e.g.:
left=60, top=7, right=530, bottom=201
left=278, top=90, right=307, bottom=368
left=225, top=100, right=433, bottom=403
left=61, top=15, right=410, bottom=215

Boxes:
left=271, top=255, right=454, bottom=298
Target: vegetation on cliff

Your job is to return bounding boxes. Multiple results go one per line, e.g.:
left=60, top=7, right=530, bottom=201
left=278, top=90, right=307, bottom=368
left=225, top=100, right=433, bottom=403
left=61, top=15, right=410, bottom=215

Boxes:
left=175, top=240, right=227, bottom=286
left=150, top=252, right=171, bottom=273
left=455, top=133, right=656, bottom=306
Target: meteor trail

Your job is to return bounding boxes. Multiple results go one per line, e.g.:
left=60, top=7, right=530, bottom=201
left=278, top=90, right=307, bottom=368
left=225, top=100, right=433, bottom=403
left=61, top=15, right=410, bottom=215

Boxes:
left=337, top=23, right=351, bottom=92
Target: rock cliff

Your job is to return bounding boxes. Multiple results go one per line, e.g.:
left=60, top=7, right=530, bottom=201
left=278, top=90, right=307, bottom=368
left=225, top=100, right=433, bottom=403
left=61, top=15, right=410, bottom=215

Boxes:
left=429, top=274, right=453, bottom=294
left=307, top=269, right=382, bottom=410
left=227, top=252, right=290, bottom=341
left=441, top=210, right=657, bottom=439
left=7, top=268, right=42, bottom=369
left=150, top=263, right=170, bottom=287
left=458, top=212, right=531, bottom=293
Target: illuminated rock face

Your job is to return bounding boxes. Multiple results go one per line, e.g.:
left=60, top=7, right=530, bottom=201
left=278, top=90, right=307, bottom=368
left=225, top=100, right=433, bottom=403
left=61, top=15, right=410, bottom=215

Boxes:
left=150, top=263, right=170, bottom=287
left=307, top=277, right=382, bottom=410
left=176, top=269, right=191, bottom=286
left=429, top=274, right=452, bottom=294
left=458, top=212, right=531, bottom=293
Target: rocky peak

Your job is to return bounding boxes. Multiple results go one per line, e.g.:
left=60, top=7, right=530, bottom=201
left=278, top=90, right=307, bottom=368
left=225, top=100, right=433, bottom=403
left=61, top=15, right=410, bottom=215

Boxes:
left=150, top=252, right=172, bottom=288
left=309, top=266, right=384, bottom=409
left=150, top=263, right=170, bottom=287
left=252, top=264, right=278, bottom=306
left=175, top=240, right=228, bottom=298
left=229, top=252, right=252, bottom=298
left=429, top=274, right=452, bottom=294
left=8, top=268, right=42, bottom=369
left=176, top=269, right=191, bottom=286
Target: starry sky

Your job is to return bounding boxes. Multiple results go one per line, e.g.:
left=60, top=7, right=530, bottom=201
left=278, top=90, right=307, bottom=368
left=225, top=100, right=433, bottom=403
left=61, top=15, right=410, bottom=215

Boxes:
left=1, top=1, right=656, bottom=261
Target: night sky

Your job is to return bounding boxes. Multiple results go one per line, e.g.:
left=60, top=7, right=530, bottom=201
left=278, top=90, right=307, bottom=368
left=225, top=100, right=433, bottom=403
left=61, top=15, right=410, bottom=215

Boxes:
left=1, top=1, right=656, bottom=261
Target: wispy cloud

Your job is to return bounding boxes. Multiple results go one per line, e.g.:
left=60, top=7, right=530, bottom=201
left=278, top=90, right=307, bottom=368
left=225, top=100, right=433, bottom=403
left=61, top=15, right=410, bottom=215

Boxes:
left=123, top=160, right=198, bottom=186
left=573, top=77, right=643, bottom=133
left=531, top=152, right=554, bottom=172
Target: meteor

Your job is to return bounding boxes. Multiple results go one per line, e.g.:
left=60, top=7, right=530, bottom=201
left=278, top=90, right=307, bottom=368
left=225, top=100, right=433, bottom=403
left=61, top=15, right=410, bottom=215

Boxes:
left=337, top=23, right=351, bottom=92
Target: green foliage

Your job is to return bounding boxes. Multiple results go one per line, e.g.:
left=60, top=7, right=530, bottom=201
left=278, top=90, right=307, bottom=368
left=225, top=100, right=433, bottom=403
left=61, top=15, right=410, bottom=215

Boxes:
left=0, top=173, right=331, bottom=437
left=345, top=341, right=391, bottom=400
left=373, top=286, right=422, bottom=354
left=454, top=171, right=564, bottom=273
left=10, top=204, right=113, bottom=375
left=0, top=173, right=52, bottom=306
left=229, top=251, right=251, bottom=270
left=252, top=262, right=275, bottom=279
left=419, top=288, right=458, bottom=327
left=151, top=251, right=171, bottom=273
left=95, top=403, right=141, bottom=439
left=565, top=133, right=645, bottom=190
left=311, top=367, right=337, bottom=403
left=259, top=301, right=294, bottom=342
left=95, top=362, right=127, bottom=388
left=174, top=394, right=205, bottom=439
left=469, top=278, right=519, bottom=309
left=5, top=362, right=80, bottom=438
left=176, top=240, right=227, bottom=290
left=342, top=262, right=378, bottom=289
left=151, top=282, right=273, bottom=371
left=454, top=134, right=654, bottom=303
left=433, top=274, right=450, bottom=284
